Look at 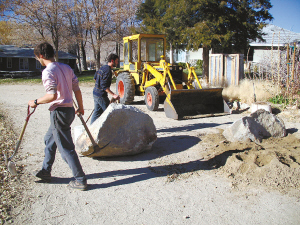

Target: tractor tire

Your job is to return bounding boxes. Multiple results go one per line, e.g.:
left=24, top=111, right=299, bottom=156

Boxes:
left=116, top=72, right=135, bottom=104
left=145, top=86, right=159, bottom=111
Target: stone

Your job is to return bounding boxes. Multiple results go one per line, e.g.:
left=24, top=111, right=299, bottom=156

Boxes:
left=75, top=103, right=157, bottom=157
left=223, top=109, right=286, bottom=143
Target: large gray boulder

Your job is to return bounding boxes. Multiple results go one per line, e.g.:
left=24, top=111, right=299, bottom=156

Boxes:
left=75, top=103, right=157, bottom=157
left=223, top=109, right=286, bottom=143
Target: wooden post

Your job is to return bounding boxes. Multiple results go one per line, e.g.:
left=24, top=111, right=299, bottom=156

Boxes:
left=213, top=55, right=216, bottom=85
left=292, top=42, right=296, bottom=81
left=246, top=47, right=250, bottom=79
left=216, top=55, right=220, bottom=85
left=232, top=56, right=236, bottom=85
left=286, top=43, right=290, bottom=90
left=277, top=32, right=281, bottom=93
left=271, top=32, right=275, bottom=82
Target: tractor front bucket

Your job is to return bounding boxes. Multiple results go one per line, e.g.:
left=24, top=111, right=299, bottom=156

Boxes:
left=164, top=88, right=226, bottom=119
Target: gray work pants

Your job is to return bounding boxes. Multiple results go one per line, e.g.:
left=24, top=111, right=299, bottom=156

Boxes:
left=42, top=107, right=86, bottom=184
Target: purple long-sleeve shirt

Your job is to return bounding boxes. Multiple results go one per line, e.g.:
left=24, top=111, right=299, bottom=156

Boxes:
left=42, top=62, right=80, bottom=111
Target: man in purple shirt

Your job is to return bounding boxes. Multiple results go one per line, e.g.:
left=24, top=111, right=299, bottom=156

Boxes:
left=90, top=53, right=120, bottom=124
left=28, top=42, right=87, bottom=191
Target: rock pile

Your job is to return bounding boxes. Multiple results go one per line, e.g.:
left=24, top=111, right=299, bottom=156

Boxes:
left=223, top=109, right=286, bottom=143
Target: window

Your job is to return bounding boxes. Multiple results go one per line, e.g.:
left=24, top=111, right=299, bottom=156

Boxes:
left=7, top=57, right=12, bottom=68
left=36, top=60, right=41, bottom=69
left=124, top=42, right=129, bottom=64
left=141, top=38, right=164, bottom=62
left=19, top=58, right=29, bottom=70
left=131, top=40, right=138, bottom=62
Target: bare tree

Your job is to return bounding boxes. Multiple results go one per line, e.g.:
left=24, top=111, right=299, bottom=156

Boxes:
left=85, top=0, right=140, bottom=70
left=0, top=21, right=14, bottom=44
left=64, top=0, right=89, bottom=72
left=8, top=0, right=66, bottom=60
left=5, top=0, right=140, bottom=68
left=9, top=22, right=45, bottom=46
left=114, top=0, right=141, bottom=64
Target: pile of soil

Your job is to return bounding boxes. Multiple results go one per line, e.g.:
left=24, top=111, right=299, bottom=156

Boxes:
left=199, top=131, right=300, bottom=197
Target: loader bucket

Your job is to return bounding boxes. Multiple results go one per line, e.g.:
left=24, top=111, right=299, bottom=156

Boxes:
left=164, top=88, right=225, bottom=119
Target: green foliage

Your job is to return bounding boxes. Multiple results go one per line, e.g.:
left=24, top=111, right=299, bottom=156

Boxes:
left=76, top=70, right=117, bottom=83
left=269, top=95, right=286, bottom=104
left=196, top=60, right=203, bottom=70
left=0, top=70, right=116, bottom=85
left=177, top=62, right=186, bottom=69
left=0, top=77, right=42, bottom=84
left=183, top=69, right=202, bottom=77
left=137, top=0, right=273, bottom=53
left=268, top=94, right=297, bottom=105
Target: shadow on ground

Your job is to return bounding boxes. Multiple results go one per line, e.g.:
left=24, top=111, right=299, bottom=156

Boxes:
left=46, top=121, right=242, bottom=189
left=287, top=128, right=298, bottom=134
left=44, top=138, right=249, bottom=189
left=157, top=122, right=232, bottom=133
left=85, top=147, right=248, bottom=191
left=94, top=135, right=201, bottom=162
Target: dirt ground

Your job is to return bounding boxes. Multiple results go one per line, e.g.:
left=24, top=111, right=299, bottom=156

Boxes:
left=1, top=83, right=300, bottom=224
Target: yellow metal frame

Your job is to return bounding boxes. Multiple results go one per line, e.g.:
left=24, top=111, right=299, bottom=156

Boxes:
left=119, top=34, right=202, bottom=97
left=185, top=63, right=202, bottom=89
left=123, top=34, right=166, bottom=72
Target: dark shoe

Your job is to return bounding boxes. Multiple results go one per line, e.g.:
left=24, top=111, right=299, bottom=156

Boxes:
left=34, top=169, right=51, bottom=183
left=68, top=180, right=88, bottom=191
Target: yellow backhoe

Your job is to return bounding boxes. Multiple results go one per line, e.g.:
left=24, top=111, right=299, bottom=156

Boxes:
left=115, top=34, right=228, bottom=119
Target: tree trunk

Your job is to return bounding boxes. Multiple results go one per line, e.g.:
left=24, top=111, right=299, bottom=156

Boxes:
left=54, top=40, right=59, bottom=61
left=95, top=28, right=101, bottom=70
left=80, top=40, right=87, bottom=71
left=95, top=49, right=101, bottom=70
left=203, top=46, right=209, bottom=85
left=116, top=42, right=120, bottom=67
left=169, top=42, right=173, bottom=64
left=76, top=43, right=82, bottom=74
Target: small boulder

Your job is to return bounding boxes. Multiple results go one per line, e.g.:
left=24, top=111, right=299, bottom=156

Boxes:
left=75, top=103, right=157, bottom=157
left=223, top=109, right=286, bottom=143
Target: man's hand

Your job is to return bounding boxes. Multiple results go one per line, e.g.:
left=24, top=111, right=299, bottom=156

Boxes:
left=28, top=100, right=38, bottom=108
left=113, top=94, right=120, bottom=100
left=75, top=107, right=84, bottom=116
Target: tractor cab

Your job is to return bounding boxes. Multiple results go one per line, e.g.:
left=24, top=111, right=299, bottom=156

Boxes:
left=123, top=34, right=166, bottom=72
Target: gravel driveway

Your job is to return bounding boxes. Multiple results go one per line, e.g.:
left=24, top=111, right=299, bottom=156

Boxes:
left=1, top=83, right=300, bottom=225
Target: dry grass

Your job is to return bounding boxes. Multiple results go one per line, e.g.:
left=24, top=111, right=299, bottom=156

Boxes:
left=0, top=110, right=25, bottom=224
left=222, top=79, right=278, bottom=104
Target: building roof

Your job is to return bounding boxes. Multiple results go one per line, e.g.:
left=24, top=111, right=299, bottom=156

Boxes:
left=249, top=24, right=300, bottom=47
left=0, top=45, right=77, bottom=59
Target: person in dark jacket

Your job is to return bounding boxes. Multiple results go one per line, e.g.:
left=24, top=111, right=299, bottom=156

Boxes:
left=90, top=53, right=120, bottom=124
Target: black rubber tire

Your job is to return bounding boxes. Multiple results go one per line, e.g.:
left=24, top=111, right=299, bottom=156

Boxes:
left=116, top=72, right=135, bottom=104
left=144, top=86, right=159, bottom=111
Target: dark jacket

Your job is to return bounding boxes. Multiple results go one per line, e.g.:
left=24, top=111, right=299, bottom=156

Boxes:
left=93, top=65, right=112, bottom=97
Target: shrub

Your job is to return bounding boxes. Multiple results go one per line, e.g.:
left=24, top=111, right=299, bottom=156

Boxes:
left=177, top=62, right=186, bottom=69
left=196, top=60, right=203, bottom=70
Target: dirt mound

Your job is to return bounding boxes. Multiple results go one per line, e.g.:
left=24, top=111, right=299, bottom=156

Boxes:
left=199, top=131, right=300, bottom=197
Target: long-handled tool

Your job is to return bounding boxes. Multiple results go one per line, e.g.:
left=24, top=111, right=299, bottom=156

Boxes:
left=72, top=100, right=102, bottom=156
left=4, top=105, right=36, bottom=175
